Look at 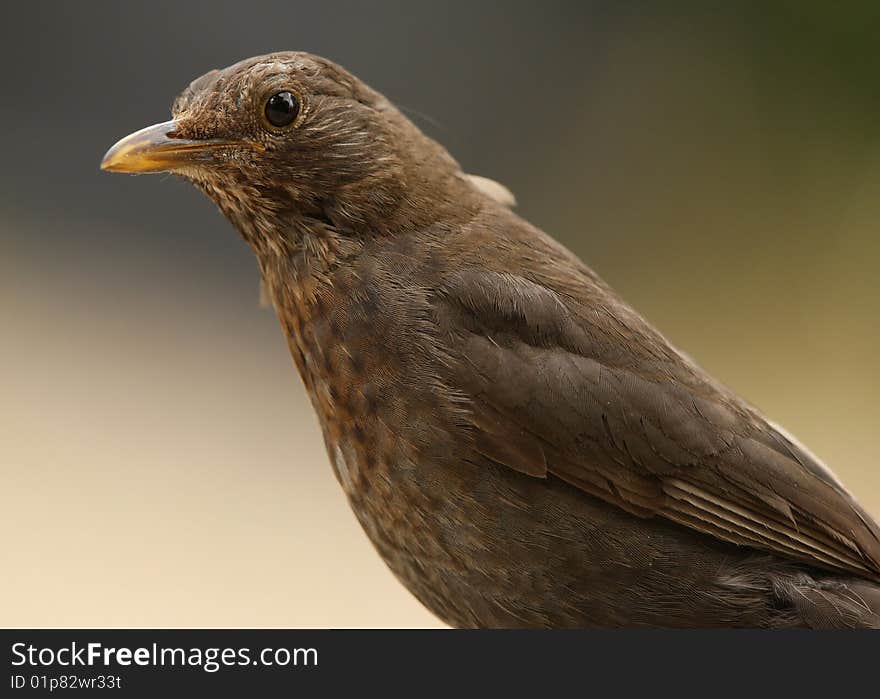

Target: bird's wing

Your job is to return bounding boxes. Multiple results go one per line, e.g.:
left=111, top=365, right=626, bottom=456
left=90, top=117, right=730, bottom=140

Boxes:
left=436, top=267, right=880, bottom=578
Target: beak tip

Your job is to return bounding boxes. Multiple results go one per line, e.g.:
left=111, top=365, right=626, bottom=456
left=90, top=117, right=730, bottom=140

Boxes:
left=99, top=139, right=138, bottom=173
left=100, top=148, right=130, bottom=173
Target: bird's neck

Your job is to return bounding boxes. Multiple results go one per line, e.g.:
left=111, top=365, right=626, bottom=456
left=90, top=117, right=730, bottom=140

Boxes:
left=253, top=223, right=354, bottom=380
left=254, top=218, right=362, bottom=308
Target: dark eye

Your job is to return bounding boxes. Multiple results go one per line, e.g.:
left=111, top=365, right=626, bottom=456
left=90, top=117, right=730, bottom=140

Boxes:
left=265, top=91, right=299, bottom=127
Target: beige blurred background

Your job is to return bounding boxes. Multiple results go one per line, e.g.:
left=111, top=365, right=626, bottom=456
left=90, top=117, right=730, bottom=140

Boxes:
left=1, top=3, right=878, bottom=627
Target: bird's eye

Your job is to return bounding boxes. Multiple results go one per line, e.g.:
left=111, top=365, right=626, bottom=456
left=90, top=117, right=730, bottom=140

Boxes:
left=264, top=91, right=300, bottom=127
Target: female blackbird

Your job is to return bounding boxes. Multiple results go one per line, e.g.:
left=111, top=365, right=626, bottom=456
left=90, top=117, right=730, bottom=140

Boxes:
left=102, top=52, right=880, bottom=628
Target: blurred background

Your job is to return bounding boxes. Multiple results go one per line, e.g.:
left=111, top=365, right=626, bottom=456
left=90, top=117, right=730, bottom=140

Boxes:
left=1, top=1, right=878, bottom=627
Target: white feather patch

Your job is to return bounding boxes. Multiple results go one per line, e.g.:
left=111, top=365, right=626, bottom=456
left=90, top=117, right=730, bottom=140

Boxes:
left=465, top=174, right=517, bottom=207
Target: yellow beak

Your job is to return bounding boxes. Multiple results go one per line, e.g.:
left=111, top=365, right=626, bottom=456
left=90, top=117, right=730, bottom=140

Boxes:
left=100, top=120, right=237, bottom=173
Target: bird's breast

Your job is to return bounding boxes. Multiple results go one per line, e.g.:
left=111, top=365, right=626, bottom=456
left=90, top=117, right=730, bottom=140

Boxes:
left=268, top=268, right=471, bottom=549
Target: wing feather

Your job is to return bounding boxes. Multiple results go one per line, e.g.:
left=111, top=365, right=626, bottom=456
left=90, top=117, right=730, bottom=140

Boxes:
left=436, top=268, right=880, bottom=579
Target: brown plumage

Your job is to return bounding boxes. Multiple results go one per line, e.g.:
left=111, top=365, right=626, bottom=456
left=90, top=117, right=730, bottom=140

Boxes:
left=102, top=52, right=880, bottom=628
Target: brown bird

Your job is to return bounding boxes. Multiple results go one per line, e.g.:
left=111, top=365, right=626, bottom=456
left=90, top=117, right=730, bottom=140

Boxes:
left=102, top=52, right=880, bottom=628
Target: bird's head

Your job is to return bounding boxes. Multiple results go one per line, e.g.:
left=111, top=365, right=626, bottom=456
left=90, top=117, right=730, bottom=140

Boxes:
left=101, top=52, right=473, bottom=252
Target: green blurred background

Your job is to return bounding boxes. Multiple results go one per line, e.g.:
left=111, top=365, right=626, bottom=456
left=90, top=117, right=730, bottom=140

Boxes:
left=1, top=2, right=878, bottom=627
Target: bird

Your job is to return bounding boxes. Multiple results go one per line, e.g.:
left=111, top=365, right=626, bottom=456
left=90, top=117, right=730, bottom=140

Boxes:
left=101, top=51, right=880, bottom=628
